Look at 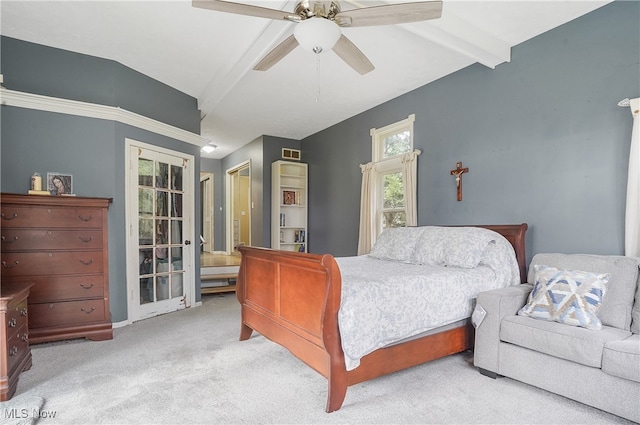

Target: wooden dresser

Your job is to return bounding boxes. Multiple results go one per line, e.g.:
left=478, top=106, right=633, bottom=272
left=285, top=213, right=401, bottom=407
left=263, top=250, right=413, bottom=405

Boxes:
left=1, top=282, right=33, bottom=401
left=1, top=193, right=113, bottom=344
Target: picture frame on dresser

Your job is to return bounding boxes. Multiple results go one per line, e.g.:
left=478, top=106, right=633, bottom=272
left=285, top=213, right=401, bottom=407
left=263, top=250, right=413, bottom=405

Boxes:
left=47, top=172, right=73, bottom=195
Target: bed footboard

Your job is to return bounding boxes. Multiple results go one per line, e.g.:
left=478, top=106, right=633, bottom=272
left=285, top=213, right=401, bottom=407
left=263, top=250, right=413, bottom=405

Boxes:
left=236, top=246, right=347, bottom=412
left=235, top=223, right=527, bottom=412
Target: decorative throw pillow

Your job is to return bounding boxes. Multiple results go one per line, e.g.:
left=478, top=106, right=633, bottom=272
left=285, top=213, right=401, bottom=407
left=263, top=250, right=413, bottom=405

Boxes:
left=518, top=265, right=610, bottom=330
left=368, top=227, right=425, bottom=263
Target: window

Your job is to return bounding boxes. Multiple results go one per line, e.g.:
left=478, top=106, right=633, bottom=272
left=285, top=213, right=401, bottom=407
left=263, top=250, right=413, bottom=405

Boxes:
left=372, top=120, right=413, bottom=162
left=371, top=114, right=415, bottom=234
left=358, top=115, right=419, bottom=254
left=380, top=171, right=406, bottom=228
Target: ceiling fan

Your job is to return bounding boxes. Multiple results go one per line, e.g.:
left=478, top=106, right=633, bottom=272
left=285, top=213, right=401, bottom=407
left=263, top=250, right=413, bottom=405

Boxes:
left=192, top=0, right=443, bottom=75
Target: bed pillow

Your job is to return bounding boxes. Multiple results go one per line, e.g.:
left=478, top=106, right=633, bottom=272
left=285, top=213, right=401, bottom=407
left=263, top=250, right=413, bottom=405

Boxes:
left=412, top=226, right=498, bottom=268
left=410, top=226, right=447, bottom=265
left=442, top=227, right=498, bottom=268
left=518, top=265, right=610, bottom=330
left=479, top=234, right=521, bottom=285
left=368, top=226, right=425, bottom=263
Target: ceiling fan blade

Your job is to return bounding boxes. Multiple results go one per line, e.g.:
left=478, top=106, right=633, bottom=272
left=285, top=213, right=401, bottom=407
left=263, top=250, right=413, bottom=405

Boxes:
left=335, top=1, right=443, bottom=27
left=332, top=35, right=374, bottom=75
left=253, top=35, right=299, bottom=71
left=192, top=0, right=296, bottom=21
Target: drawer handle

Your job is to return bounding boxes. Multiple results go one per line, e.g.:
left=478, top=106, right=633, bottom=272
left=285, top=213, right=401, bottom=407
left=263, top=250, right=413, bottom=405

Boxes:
left=79, top=235, right=94, bottom=243
left=1, top=212, right=18, bottom=221
left=79, top=258, right=94, bottom=266
left=22, top=333, right=28, bottom=342
left=78, top=214, right=93, bottom=222
left=9, top=346, right=19, bottom=356
left=1, top=235, right=19, bottom=243
left=80, top=282, right=95, bottom=289
left=1, top=260, right=19, bottom=268
left=8, top=318, right=17, bottom=327
left=81, top=307, right=96, bottom=314
left=21, top=308, right=28, bottom=316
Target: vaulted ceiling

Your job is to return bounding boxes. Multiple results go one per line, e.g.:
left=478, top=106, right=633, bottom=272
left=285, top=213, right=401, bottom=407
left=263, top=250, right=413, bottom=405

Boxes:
left=1, top=1, right=610, bottom=158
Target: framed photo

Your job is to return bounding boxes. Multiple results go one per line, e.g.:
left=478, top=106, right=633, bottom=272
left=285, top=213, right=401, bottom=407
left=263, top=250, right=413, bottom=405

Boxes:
left=283, top=190, right=296, bottom=205
left=47, top=173, right=73, bottom=195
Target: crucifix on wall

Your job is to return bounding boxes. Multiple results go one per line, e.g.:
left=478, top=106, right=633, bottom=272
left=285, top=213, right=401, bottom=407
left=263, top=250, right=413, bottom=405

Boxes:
left=450, top=162, right=469, bottom=201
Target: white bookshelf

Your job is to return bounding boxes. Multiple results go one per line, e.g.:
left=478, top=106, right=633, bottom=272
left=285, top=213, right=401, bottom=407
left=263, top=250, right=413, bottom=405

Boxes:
left=272, top=160, right=307, bottom=252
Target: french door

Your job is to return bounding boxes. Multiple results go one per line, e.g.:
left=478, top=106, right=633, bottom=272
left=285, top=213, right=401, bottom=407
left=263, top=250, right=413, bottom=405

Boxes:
left=126, top=139, right=195, bottom=322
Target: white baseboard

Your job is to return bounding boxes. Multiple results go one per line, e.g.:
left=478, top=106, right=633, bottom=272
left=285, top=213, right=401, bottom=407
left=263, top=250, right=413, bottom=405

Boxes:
left=112, top=302, right=202, bottom=329
left=112, top=320, right=129, bottom=329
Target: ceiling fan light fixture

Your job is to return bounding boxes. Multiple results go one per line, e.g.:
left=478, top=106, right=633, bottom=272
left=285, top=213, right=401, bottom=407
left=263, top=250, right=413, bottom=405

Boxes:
left=293, top=17, right=341, bottom=54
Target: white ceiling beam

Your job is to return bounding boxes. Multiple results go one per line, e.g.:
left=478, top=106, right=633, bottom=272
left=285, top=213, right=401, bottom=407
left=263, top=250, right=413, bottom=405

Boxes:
left=345, top=0, right=510, bottom=68
left=198, top=1, right=510, bottom=120
left=402, top=10, right=511, bottom=69
left=197, top=1, right=295, bottom=118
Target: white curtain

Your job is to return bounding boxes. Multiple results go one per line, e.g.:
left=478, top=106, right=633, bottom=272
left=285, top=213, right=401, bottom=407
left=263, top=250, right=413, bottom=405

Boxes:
left=357, top=163, right=376, bottom=255
left=625, top=98, right=640, bottom=257
left=401, top=150, right=421, bottom=227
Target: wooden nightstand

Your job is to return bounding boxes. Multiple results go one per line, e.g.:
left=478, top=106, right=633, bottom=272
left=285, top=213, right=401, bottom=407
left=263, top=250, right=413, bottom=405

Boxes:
left=1, top=282, right=34, bottom=401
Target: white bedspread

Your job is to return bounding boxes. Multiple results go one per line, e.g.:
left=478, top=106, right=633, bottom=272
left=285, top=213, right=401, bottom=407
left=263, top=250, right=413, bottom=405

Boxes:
left=336, top=245, right=519, bottom=370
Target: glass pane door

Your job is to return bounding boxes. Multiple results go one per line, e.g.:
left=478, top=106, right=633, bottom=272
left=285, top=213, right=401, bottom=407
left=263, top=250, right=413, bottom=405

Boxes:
left=134, top=148, right=189, bottom=320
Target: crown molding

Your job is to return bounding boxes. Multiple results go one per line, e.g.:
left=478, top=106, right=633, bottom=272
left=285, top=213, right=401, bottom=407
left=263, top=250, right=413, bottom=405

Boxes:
left=0, top=87, right=207, bottom=147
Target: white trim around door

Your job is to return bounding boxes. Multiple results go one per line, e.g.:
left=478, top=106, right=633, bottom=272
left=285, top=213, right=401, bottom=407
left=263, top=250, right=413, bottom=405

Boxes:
left=225, top=160, right=251, bottom=254
left=125, top=138, right=196, bottom=323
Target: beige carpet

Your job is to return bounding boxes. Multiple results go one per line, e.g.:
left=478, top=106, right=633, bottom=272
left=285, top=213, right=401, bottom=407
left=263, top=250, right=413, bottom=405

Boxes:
left=0, top=394, right=44, bottom=425
left=7, top=294, right=634, bottom=424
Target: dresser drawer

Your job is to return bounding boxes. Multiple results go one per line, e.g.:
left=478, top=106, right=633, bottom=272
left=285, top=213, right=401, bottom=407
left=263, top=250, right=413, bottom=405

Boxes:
left=4, top=298, right=28, bottom=341
left=20, top=275, right=105, bottom=303
left=1, top=229, right=103, bottom=251
left=1, top=251, right=103, bottom=276
left=6, top=325, right=29, bottom=375
left=0, top=205, right=104, bottom=229
left=29, top=299, right=107, bottom=328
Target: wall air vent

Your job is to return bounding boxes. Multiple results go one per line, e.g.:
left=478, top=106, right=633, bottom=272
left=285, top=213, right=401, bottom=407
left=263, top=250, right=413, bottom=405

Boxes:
left=282, top=148, right=301, bottom=161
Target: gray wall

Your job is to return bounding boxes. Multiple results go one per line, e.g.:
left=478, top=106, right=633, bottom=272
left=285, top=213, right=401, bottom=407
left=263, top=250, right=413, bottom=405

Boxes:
left=303, top=1, right=639, bottom=264
left=1, top=36, right=199, bottom=132
left=221, top=137, right=265, bottom=249
left=1, top=37, right=203, bottom=321
left=200, top=157, right=224, bottom=252
left=218, top=135, right=301, bottom=250
left=262, top=136, right=302, bottom=247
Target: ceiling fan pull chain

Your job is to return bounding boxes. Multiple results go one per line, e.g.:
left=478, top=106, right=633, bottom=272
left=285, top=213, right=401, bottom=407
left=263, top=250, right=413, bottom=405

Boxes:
left=316, top=54, right=321, bottom=103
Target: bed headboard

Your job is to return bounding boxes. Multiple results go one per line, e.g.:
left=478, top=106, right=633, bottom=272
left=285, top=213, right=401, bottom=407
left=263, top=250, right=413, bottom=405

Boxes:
left=472, top=223, right=528, bottom=283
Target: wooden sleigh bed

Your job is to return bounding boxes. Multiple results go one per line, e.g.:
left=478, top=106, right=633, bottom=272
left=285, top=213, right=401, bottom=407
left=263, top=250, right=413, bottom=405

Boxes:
left=236, top=223, right=528, bottom=412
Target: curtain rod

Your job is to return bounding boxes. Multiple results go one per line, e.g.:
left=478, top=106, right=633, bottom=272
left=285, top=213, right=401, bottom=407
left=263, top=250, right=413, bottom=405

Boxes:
left=359, top=149, right=421, bottom=169
left=618, top=98, right=631, bottom=107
